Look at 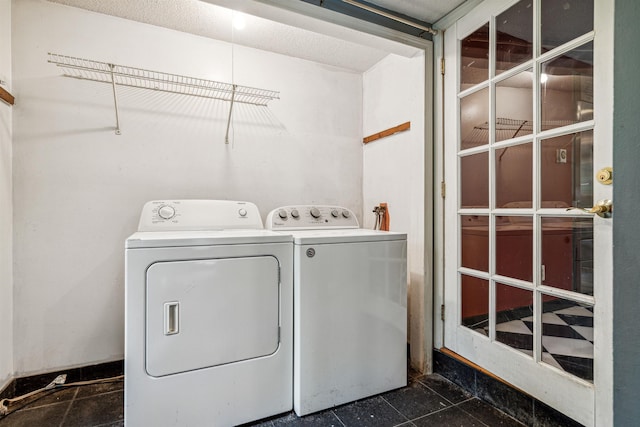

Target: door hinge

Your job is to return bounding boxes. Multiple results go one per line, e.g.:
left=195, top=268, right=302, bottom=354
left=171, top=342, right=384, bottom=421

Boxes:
left=440, top=57, right=445, bottom=75
left=440, top=304, right=445, bottom=321
left=440, top=181, right=446, bottom=199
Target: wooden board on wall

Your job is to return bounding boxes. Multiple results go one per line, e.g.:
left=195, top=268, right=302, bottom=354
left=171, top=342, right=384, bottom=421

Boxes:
left=0, top=86, right=14, bottom=106
left=363, top=121, right=410, bottom=144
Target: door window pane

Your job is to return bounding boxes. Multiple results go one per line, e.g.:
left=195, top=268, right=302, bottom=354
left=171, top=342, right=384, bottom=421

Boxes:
left=461, top=275, right=489, bottom=333
left=461, top=23, right=489, bottom=87
left=495, top=142, right=532, bottom=208
left=541, top=296, right=593, bottom=382
left=496, top=70, right=533, bottom=142
left=541, top=217, right=593, bottom=295
left=496, top=216, right=533, bottom=282
left=541, top=130, right=593, bottom=209
left=461, top=87, right=490, bottom=149
left=461, top=215, right=489, bottom=272
left=496, top=283, right=533, bottom=355
left=541, top=0, right=594, bottom=53
left=454, top=0, right=599, bottom=399
left=541, top=42, right=593, bottom=130
left=496, top=0, right=533, bottom=75
left=461, top=152, right=489, bottom=209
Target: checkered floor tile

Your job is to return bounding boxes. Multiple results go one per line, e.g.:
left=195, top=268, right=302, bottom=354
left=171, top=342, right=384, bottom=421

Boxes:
left=472, top=302, right=593, bottom=382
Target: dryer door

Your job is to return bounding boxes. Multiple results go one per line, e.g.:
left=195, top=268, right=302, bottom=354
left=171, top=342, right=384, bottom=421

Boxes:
left=145, top=256, right=280, bottom=377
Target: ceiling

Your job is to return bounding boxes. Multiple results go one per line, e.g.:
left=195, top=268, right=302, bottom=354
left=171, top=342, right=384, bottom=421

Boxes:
left=47, top=0, right=468, bottom=72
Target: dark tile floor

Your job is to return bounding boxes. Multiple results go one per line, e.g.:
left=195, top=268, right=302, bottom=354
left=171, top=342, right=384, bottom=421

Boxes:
left=0, top=371, right=524, bottom=427
left=251, top=371, right=524, bottom=427
left=0, top=379, right=124, bottom=427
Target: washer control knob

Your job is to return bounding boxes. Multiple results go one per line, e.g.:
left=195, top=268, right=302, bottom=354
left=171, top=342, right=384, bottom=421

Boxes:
left=158, top=205, right=176, bottom=220
left=238, top=208, right=247, bottom=217
left=278, top=209, right=288, bottom=219
left=331, top=209, right=339, bottom=218
left=310, top=207, right=321, bottom=219
left=291, top=209, right=300, bottom=219
left=342, top=210, right=351, bottom=218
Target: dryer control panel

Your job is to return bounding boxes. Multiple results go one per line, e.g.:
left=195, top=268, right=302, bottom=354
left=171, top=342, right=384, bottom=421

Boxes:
left=266, top=205, right=359, bottom=230
left=137, top=200, right=263, bottom=231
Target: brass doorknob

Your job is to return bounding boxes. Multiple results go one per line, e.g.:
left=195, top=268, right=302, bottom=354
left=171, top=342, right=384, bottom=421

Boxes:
left=566, top=199, right=613, bottom=218
left=597, top=167, right=613, bottom=185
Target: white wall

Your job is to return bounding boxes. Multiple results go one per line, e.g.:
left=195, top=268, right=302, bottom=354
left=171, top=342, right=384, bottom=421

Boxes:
left=12, top=0, right=363, bottom=375
left=362, top=53, right=427, bottom=370
left=0, top=0, right=14, bottom=389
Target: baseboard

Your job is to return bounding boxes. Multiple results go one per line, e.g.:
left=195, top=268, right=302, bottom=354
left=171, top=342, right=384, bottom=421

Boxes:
left=433, top=348, right=584, bottom=427
left=0, top=377, right=15, bottom=401
left=0, top=360, right=123, bottom=400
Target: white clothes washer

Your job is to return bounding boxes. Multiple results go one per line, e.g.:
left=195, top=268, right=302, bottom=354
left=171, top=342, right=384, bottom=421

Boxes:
left=266, top=205, right=407, bottom=416
left=125, top=200, right=293, bottom=427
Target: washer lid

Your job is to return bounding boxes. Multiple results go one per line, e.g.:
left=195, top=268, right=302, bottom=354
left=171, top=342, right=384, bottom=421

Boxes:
left=285, top=228, right=406, bottom=245
left=126, top=229, right=292, bottom=249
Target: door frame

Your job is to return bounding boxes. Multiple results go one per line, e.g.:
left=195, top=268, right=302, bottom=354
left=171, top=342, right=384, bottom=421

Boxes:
left=432, top=1, right=614, bottom=425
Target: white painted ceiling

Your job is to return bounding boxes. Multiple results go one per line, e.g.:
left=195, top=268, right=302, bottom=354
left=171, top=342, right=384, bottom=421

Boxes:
left=47, top=0, right=463, bottom=72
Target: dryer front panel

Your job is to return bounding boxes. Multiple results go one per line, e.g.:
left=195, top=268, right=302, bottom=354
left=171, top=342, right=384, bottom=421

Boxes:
left=145, top=256, right=280, bottom=377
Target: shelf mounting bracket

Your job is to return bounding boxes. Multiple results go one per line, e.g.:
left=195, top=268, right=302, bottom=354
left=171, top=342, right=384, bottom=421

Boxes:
left=108, top=63, right=121, bottom=135
left=225, top=84, right=237, bottom=144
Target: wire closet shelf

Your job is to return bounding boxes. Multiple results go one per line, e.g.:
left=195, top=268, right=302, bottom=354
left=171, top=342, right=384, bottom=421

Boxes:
left=48, top=53, right=280, bottom=139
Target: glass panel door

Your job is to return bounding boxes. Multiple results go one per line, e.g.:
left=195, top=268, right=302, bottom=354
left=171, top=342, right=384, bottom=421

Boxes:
left=443, top=1, right=613, bottom=425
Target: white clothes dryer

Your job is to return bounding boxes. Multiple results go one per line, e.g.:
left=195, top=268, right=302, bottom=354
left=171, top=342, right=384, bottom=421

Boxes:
left=266, top=205, right=407, bottom=416
left=125, top=200, right=293, bottom=427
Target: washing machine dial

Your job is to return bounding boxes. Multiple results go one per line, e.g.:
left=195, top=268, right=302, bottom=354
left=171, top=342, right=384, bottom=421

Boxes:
left=342, top=210, right=351, bottom=218
left=158, top=205, right=176, bottom=220
left=310, top=207, right=321, bottom=219
left=331, top=209, right=339, bottom=218
left=278, top=209, right=288, bottom=219
left=291, top=209, right=300, bottom=219
left=238, top=208, right=247, bottom=217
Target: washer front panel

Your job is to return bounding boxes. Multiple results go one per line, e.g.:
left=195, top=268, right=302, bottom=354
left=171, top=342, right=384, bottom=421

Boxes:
left=293, top=239, right=407, bottom=415
left=145, top=256, right=280, bottom=377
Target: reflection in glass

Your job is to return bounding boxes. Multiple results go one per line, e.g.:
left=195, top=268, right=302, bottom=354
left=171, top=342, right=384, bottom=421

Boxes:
left=496, top=70, right=533, bottom=142
left=460, top=87, right=489, bottom=149
left=461, top=215, right=489, bottom=272
left=461, top=23, right=489, bottom=87
left=541, top=296, right=593, bottom=382
left=541, top=0, right=594, bottom=53
left=461, top=274, right=489, bottom=333
left=541, top=217, right=593, bottom=295
left=461, top=152, right=489, bottom=209
left=541, top=42, right=593, bottom=131
left=495, top=142, right=532, bottom=208
left=495, top=283, right=533, bottom=355
left=541, top=131, right=593, bottom=208
left=496, top=216, right=533, bottom=282
left=496, top=0, right=533, bottom=75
